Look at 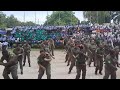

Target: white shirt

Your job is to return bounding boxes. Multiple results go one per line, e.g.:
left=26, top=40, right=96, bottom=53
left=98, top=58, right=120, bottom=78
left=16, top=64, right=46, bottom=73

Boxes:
left=2, top=42, right=8, bottom=46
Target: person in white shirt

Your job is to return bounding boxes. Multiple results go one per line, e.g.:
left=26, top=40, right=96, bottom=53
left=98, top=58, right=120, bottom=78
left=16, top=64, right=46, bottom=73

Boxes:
left=2, top=41, right=8, bottom=50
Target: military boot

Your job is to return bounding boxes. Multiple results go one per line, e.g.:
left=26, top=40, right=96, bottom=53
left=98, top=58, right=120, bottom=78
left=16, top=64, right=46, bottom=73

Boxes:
left=99, top=70, right=102, bottom=75
left=95, top=68, right=98, bottom=75
left=68, top=69, right=71, bottom=74
left=21, top=70, right=23, bottom=75
left=29, top=63, right=31, bottom=67
left=23, top=63, right=25, bottom=66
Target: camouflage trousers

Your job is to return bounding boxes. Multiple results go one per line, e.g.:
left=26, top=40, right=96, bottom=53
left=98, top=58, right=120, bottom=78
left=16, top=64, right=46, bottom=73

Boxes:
left=3, top=64, right=18, bottom=79
left=38, top=64, right=51, bottom=79
left=76, top=64, right=86, bottom=79
left=18, top=55, right=23, bottom=72
left=50, top=47, right=54, bottom=56
left=103, top=67, right=116, bottom=79
left=23, top=52, right=30, bottom=66
left=95, top=57, right=103, bottom=74
left=87, top=50, right=96, bottom=67
left=68, top=57, right=76, bottom=74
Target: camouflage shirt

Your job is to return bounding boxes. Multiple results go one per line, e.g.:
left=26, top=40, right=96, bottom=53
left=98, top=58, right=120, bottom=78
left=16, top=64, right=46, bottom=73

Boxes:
left=23, top=44, right=31, bottom=53
left=13, top=47, right=24, bottom=56
left=104, top=54, right=117, bottom=71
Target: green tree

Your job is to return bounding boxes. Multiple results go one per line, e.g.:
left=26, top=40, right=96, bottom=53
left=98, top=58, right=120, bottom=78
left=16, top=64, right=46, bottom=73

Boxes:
left=44, top=11, right=79, bottom=25
left=81, top=21, right=89, bottom=25
left=0, top=12, right=7, bottom=29
left=6, top=15, right=20, bottom=28
left=24, top=21, right=36, bottom=26
left=83, top=11, right=111, bottom=24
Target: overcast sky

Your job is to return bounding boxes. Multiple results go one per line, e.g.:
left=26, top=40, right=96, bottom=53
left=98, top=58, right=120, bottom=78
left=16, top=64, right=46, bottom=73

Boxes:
left=2, top=11, right=84, bottom=24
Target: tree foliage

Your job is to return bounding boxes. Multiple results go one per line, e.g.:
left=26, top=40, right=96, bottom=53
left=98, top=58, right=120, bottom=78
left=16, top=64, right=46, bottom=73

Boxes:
left=0, top=11, right=37, bottom=29
left=83, top=11, right=111, bottom=24
left=81, top=21, right=90, bottom=25
left=44, top=11, right=79, bottom=26
left=83, top=11, right=120, bottom=24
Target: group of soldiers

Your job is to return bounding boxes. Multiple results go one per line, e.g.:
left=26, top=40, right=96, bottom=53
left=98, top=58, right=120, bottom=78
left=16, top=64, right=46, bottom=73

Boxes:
left=0, top=38, right=55, bottom=79
left=0, top=42, right=31, bottom=79
left=64, top=35, right=120, bottom=79
left=37, top=38, right=55, bottom=79
left=0, top=33, right=119, bottom=79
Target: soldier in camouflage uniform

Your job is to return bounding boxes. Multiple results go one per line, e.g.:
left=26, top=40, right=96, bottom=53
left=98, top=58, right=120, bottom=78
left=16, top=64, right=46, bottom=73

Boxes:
left=64, top=36, right=69, bottom=52
left=75, top=46, right=88, bottom=79
left=88, top=40, right=97, bottom=67
left=37, top=50, right=52, bottom=79
left=66, top=43, right=75, bottom=66
left=103, top=50, right=118, bottom=79
left=68, top=43, right=80, bottom=74
left=95, top=44, right=104, bottom=75
left=65, top=39, right=73, bottom=63
left=49, top=39, right=55, bottom=56
left=114, top=46, right=120, bottom=67
left=43, top=40, right=51, bottom=53
left=13, top=44, right=24, bottom=74
left=23, top=42, right=31, bottom=67
left=0, top=46, right=18, bottom=79
left=104, top=44, right=111, bottom=58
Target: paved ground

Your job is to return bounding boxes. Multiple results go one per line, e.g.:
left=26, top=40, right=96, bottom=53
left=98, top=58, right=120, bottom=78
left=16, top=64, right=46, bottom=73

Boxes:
left=0, top=49, right=120, bottom=79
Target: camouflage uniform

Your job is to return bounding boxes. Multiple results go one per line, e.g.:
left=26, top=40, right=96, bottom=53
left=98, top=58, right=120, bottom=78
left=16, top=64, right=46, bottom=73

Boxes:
left=23, top=43, right=31, bottom=67
left=13, top=46, right=24, bottom=74
left=64, top=37, right=69, bottom=51
left=103, top=53, right=118, bottom=79
left=68, top=46, right=80, bottom=74
left=114, top=46, right=119, bottom=67
left=65, top=41, right=72, bottom=63
left=75, top=51, right=88, bottom=79
left=0, top=48, right=18, bottom=79
left=95, top=46, right=104, bottom=75
left=88, top=43, right=97, bottom=67
left=37, top=52, right=52, bottom=79
left=66, top=44, right=74, bottom=66
left=44, top=41, right=51, bottom=53
left=49, top=39, right=55, bottom=56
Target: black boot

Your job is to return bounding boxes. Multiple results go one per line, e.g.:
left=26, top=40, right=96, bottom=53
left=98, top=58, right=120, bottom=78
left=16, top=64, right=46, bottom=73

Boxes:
left=99, top=70, right=102, bottom=75
left=29, top=63, right=31, bottom=67
left=68, top=69, right=71, bottom=74
left=99, top=72, right=102, bottom=75
left=23, top=63, right=25, bottom=66
left=117, top=63, right=119, bottom=67
left=21, top=71, right=23, bottom=75
left=95, top=68, right=98, bottom=75
left=67, top=64, right=69, bottom=66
